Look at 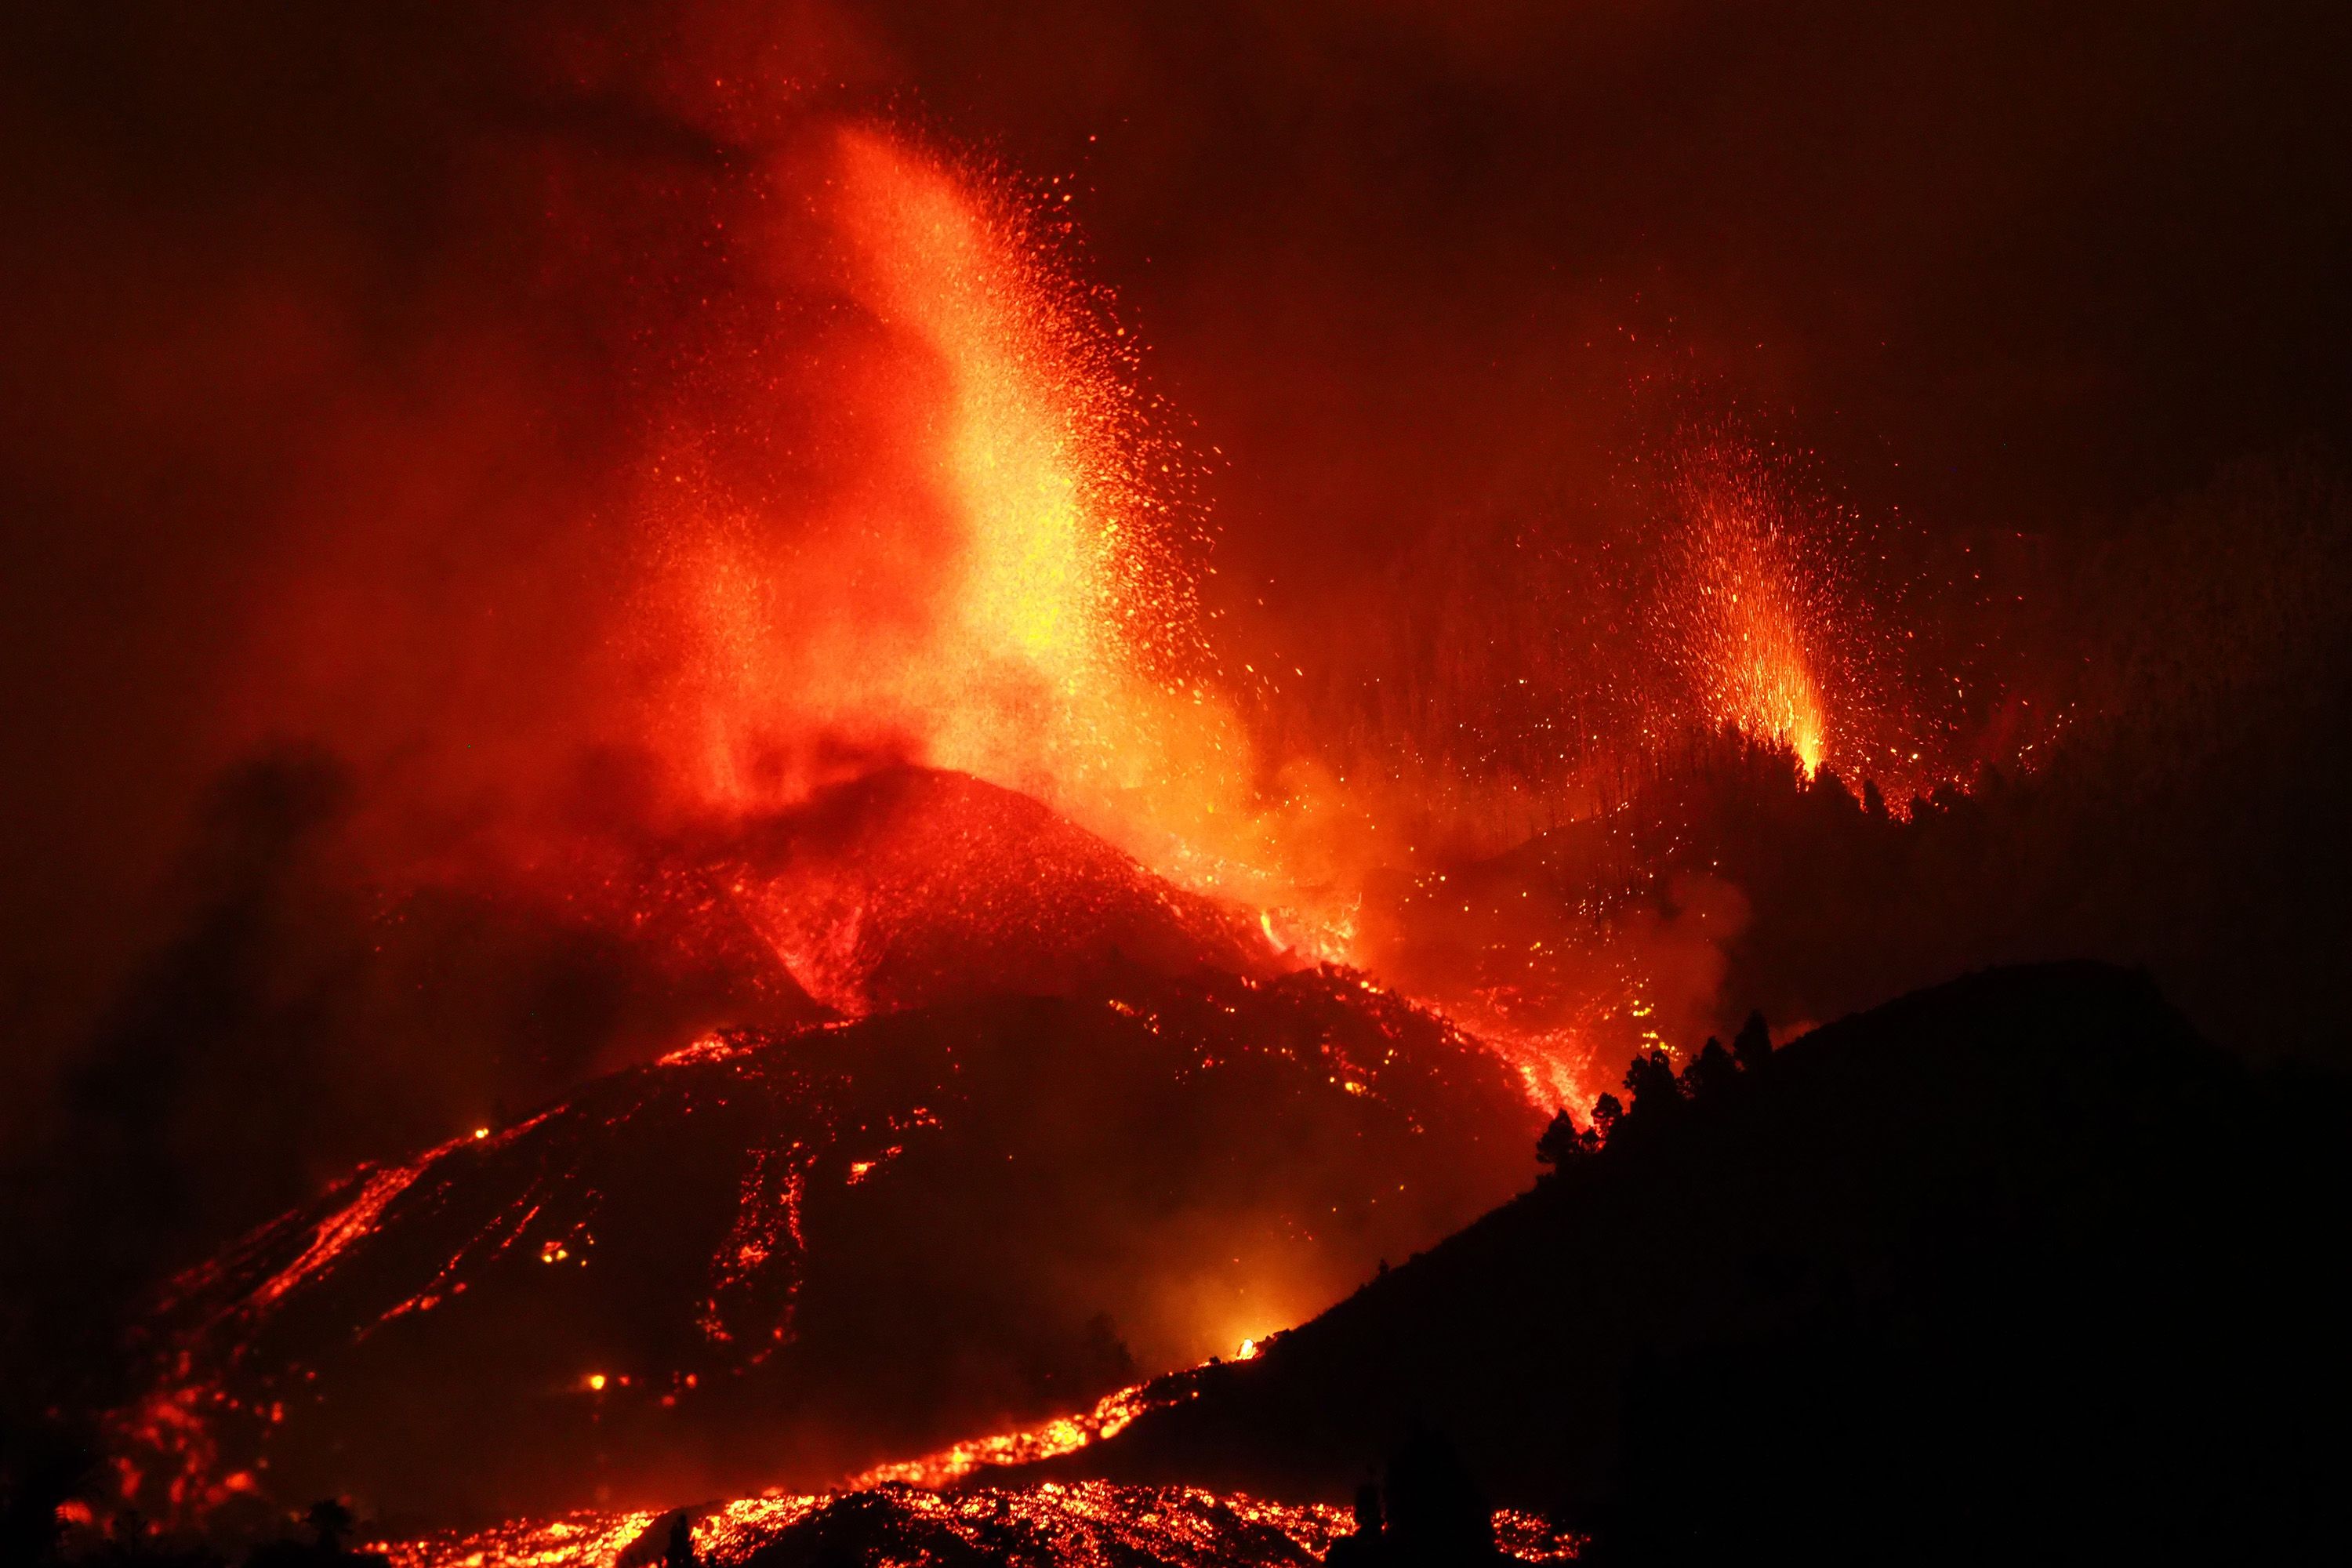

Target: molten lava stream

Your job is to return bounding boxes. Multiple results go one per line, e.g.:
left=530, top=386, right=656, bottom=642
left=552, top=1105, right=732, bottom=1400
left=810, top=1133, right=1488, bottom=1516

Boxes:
left=376, top=1357, right=1584, bottom=1568
left=382, top=1484, right=1584, bottom=1568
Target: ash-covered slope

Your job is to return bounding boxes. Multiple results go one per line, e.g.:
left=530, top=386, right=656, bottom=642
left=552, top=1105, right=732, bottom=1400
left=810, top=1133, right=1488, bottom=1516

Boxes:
left=1022, top=964, right=2352, bottom=1562
left=111, top=966, right=1539, bottom=1532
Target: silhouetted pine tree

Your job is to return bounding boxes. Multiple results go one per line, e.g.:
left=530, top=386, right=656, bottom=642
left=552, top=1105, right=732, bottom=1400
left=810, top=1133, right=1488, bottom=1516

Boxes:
left=1590, top=1094, right=1624, bottom=1142
left=1620, top=1052, right=1682, bottom=1126
left=1732, top=1011, right=1772, bottom=1072
left=1535, top=1110, right=1599, bottom=1173
left=1383, top=1426, right=1500, bottom=1568
left=662, top=1511, right=695, bottom=1568
left=1682, top=1038, right=1738, bottom=1098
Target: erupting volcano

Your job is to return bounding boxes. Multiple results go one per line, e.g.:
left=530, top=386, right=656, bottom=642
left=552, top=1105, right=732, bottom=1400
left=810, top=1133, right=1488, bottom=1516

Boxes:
left=8, top=5, right=2351, bottom=1566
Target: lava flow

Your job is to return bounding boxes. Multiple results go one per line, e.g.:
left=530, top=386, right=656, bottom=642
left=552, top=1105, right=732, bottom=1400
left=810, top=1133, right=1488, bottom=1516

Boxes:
left=377, top=1481, right=1585, bottom=1568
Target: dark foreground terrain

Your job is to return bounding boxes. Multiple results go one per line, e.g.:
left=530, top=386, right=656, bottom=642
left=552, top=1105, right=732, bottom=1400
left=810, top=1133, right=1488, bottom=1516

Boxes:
left=1023, top=963, right=2352, bottom=1563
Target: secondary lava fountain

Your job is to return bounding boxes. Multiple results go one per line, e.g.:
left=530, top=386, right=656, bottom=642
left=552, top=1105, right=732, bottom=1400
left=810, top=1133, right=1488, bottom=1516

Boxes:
left=1661, top=441, right=1831, bottom=775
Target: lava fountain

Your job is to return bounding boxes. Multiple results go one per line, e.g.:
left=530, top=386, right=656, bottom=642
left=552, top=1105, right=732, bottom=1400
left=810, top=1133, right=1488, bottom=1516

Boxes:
left=1660, top=437, right=1831, bottom=775
left=647, top=126, right=1307, bottom=921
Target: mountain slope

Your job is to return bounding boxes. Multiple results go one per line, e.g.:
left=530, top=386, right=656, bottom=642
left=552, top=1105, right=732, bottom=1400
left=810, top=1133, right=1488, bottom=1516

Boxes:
left=1018, top=963, right=2352, bottom=1561
left=109, top=966, right=1539, bottom=1532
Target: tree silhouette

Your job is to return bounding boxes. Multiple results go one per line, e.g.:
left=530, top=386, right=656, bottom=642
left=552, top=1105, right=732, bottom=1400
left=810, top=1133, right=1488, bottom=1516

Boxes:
left=1621, top=1051, right=1682, bottom=1124
left=1535, top=1110, right=1598, bottom=1172
left=1323, top=1483, right=1386, bottom=1568
left=662, top=1510, right=696, bottom=1568
left=1590, top=1093, right=1623, bottom=1142
left=1682, top=1036, right=1738, bottom=1098
left=305, top=1501, right=353, bottom=1555
left=1382, top=1426, right=1498, bottom=1568
left=1732, top=1010, right=1772, bottom=1072
left=241, top=1497, right=386, bottom=1568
